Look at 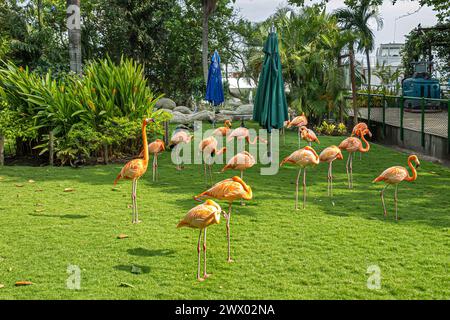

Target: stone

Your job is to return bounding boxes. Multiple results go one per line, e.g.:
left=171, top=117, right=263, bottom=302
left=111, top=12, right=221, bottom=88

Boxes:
left=173, top=106, right=192, bottom=114
left=235, top=104, right=254, bottom=114
left=188, top=110, right=214, bottom=122
left=155, top=98, right=176, bottom=110
left=170, top=111, right=189, bottom=124
left=215, top=113, right=234, bottom=122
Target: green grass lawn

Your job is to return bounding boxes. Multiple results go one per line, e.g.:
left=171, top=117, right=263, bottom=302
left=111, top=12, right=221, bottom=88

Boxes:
left=0, top=123, right=449, bottom=299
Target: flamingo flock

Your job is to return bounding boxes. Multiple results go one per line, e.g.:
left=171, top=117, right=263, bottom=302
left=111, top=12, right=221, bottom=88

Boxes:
left=112, top=115, right=420, bottom=281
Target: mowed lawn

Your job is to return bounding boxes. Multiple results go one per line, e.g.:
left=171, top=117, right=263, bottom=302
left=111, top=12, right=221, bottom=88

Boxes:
left=0, top=123, right=449, bottom=300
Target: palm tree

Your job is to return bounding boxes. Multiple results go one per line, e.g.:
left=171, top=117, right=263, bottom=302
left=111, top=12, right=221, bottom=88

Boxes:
left=334, top=0, right=383, bottom=125
left=373, top=61, right=404, bottom=94
left=201, top=0, right=219, bottom=83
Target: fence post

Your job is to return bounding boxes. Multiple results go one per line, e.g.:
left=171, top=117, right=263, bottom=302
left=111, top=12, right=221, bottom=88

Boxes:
left=400, top=95, right=404, bottom=141
left=382, top=94, right=386, bottom=139
left=367, top=93, right=371, bottom=127
left=421, top=97, right=425, bottom=148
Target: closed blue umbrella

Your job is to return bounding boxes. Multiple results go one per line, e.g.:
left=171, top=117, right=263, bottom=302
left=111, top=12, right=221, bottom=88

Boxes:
left=205, top=50, right=224, bottom=126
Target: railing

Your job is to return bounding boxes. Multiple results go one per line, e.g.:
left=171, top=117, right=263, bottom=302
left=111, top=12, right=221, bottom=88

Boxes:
left=346, top=93, right=450, bottom=154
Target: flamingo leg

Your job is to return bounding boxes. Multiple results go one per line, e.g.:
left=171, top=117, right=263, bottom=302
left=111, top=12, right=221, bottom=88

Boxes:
left=226, top=202, right=233, bottom=263
left=156, top=154, right=159, bottom=181
left=394, top=184, right=399, bottom=221
left=204, top=163, right=207, bottom=187
left=349, top=153, right=354, bottom=189
left=197, top=229, right=203, bottom=281
left=131, top=179, right=136, bottom=223
left=327, top=162, right=331, bottom=196
left=240, top=170, right=245, bottom=206
left=152, top=155, right=156, bottom=182
left=295, top=168, right=301, bottom=210
left=330, top=161, right=333, bottom=197
left=380, top=184, right=389, bottom=217
left=359, top=151, right=362, bottom=160
left=209, top=164, right=213, bottom=186
left=298, top=129, right=301, bottom=148
left=303, top=168, right=307, bottom=209
left=203, top=227, right=209, bottom=279
left=346, top=153, right=351, bottom=188
left=134, top=179, right=140, bottom=223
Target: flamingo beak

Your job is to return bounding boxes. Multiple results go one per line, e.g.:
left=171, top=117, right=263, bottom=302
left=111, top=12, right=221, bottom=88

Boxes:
left=415, top=161, right=420, bottom=168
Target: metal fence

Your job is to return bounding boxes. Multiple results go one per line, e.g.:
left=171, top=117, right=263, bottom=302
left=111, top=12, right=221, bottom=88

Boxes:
left=347, top=93, right=450, bottom=154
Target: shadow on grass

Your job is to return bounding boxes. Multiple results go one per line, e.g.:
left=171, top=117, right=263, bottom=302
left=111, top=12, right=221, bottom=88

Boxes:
left=29, top=213, right=88, bottom=219
left=113, top=264, right=151, bottom=274
left=127, top=247, right=175, bottom=257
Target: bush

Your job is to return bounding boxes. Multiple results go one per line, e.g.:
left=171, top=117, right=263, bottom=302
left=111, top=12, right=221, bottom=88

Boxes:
left=315, top=121, right=347, bottom=136
left=0, top=58, right=171, bottom=165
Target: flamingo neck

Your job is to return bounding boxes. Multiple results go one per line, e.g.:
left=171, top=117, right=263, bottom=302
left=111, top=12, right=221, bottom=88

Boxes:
left=216, top=147, right=226, bottom=155
left=142, top=121, right=149, bottom=163
left=405, top=158, right=417, bottom=182
left=359, top=134, right=370, bottom=152
left=247, top=136, right=258, bottom=145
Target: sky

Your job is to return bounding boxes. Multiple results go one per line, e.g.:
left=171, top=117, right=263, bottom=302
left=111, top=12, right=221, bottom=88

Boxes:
left=234, top=0, right=438, bottom=60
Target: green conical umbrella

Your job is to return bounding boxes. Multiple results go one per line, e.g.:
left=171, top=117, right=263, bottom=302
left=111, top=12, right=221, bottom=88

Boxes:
left=253, top=31, right=289, bottom=133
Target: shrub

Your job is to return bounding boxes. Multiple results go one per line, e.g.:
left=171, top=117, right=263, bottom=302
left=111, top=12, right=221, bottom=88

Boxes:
left=0, top=58, right=170, bottom=164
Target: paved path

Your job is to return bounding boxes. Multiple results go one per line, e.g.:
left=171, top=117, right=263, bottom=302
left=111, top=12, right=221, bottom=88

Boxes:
left=351, top=108, right=448, bottom=138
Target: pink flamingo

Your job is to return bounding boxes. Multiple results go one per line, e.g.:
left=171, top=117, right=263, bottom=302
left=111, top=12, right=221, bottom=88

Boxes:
left=280, top=146, right=320, bottom=210
left=140, top=139, right=165, bottom=181
left=199, top=136, right=227, bottom=186
left=373, top=155, right=420, bottom=220
left=212, top=120, right=232, bottom=137
left=319, top=146, right=344, bottom=197
left=177, top=199, right=223, bottom=281
left=351, top=122, right=372, bottom=160
left=169, top=130, right=193, bottom=170
left=221, top=151, right=255, bottom=205
left=338, top=129, right=370, bottom=189
left=300, top=126, right=320, bottom=146
left=113, top=118, right=154, bottom=223
left=227, top=127, right=267, bottom=145
left=286, top=113, right=308, bottom=147
left=194, top=176, right=253, bottom=262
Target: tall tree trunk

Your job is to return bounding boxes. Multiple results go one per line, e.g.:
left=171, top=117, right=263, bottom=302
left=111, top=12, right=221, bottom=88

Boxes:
left=67, top=0, right=82, bottom=75
left=0, top=134, right=4, bottom=166
left=349, top=45, right=358, bottom=126
left=366, top=49, right=371, bottom=103
left=49, top=130, right=54, bottom=166
left=202, top=4, right=209, bottom=84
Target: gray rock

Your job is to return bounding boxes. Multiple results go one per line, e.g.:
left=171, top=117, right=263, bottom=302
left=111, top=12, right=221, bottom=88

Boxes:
left=159, top=108, right=174, bottom=115
left=170, top=111, right=189, bottom=124
left=235, top=104, right=254, bottom=114
left=155, top=98, right=176, bottom=110
left=219, top=110, right=237, bottom=115
left=215, top=113, right=234, bottom=122
left=173, top=106, right=192, bottom=114
left=188, top=110, right=214, bottom=122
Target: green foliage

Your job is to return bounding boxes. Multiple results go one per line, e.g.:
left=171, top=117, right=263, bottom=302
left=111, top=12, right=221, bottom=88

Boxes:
left=401, top=22, right=450, bottom=79
left=314, top=120, right=346, bottom=136
left=0, top=58, right=167, bottom=164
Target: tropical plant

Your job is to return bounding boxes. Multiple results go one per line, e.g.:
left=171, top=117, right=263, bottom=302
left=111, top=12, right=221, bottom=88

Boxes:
left=373, top=61, right=404, bottom=94
left=0, top=58, right=168, bottom=165
left=334, top=0, right=383, bottom=125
